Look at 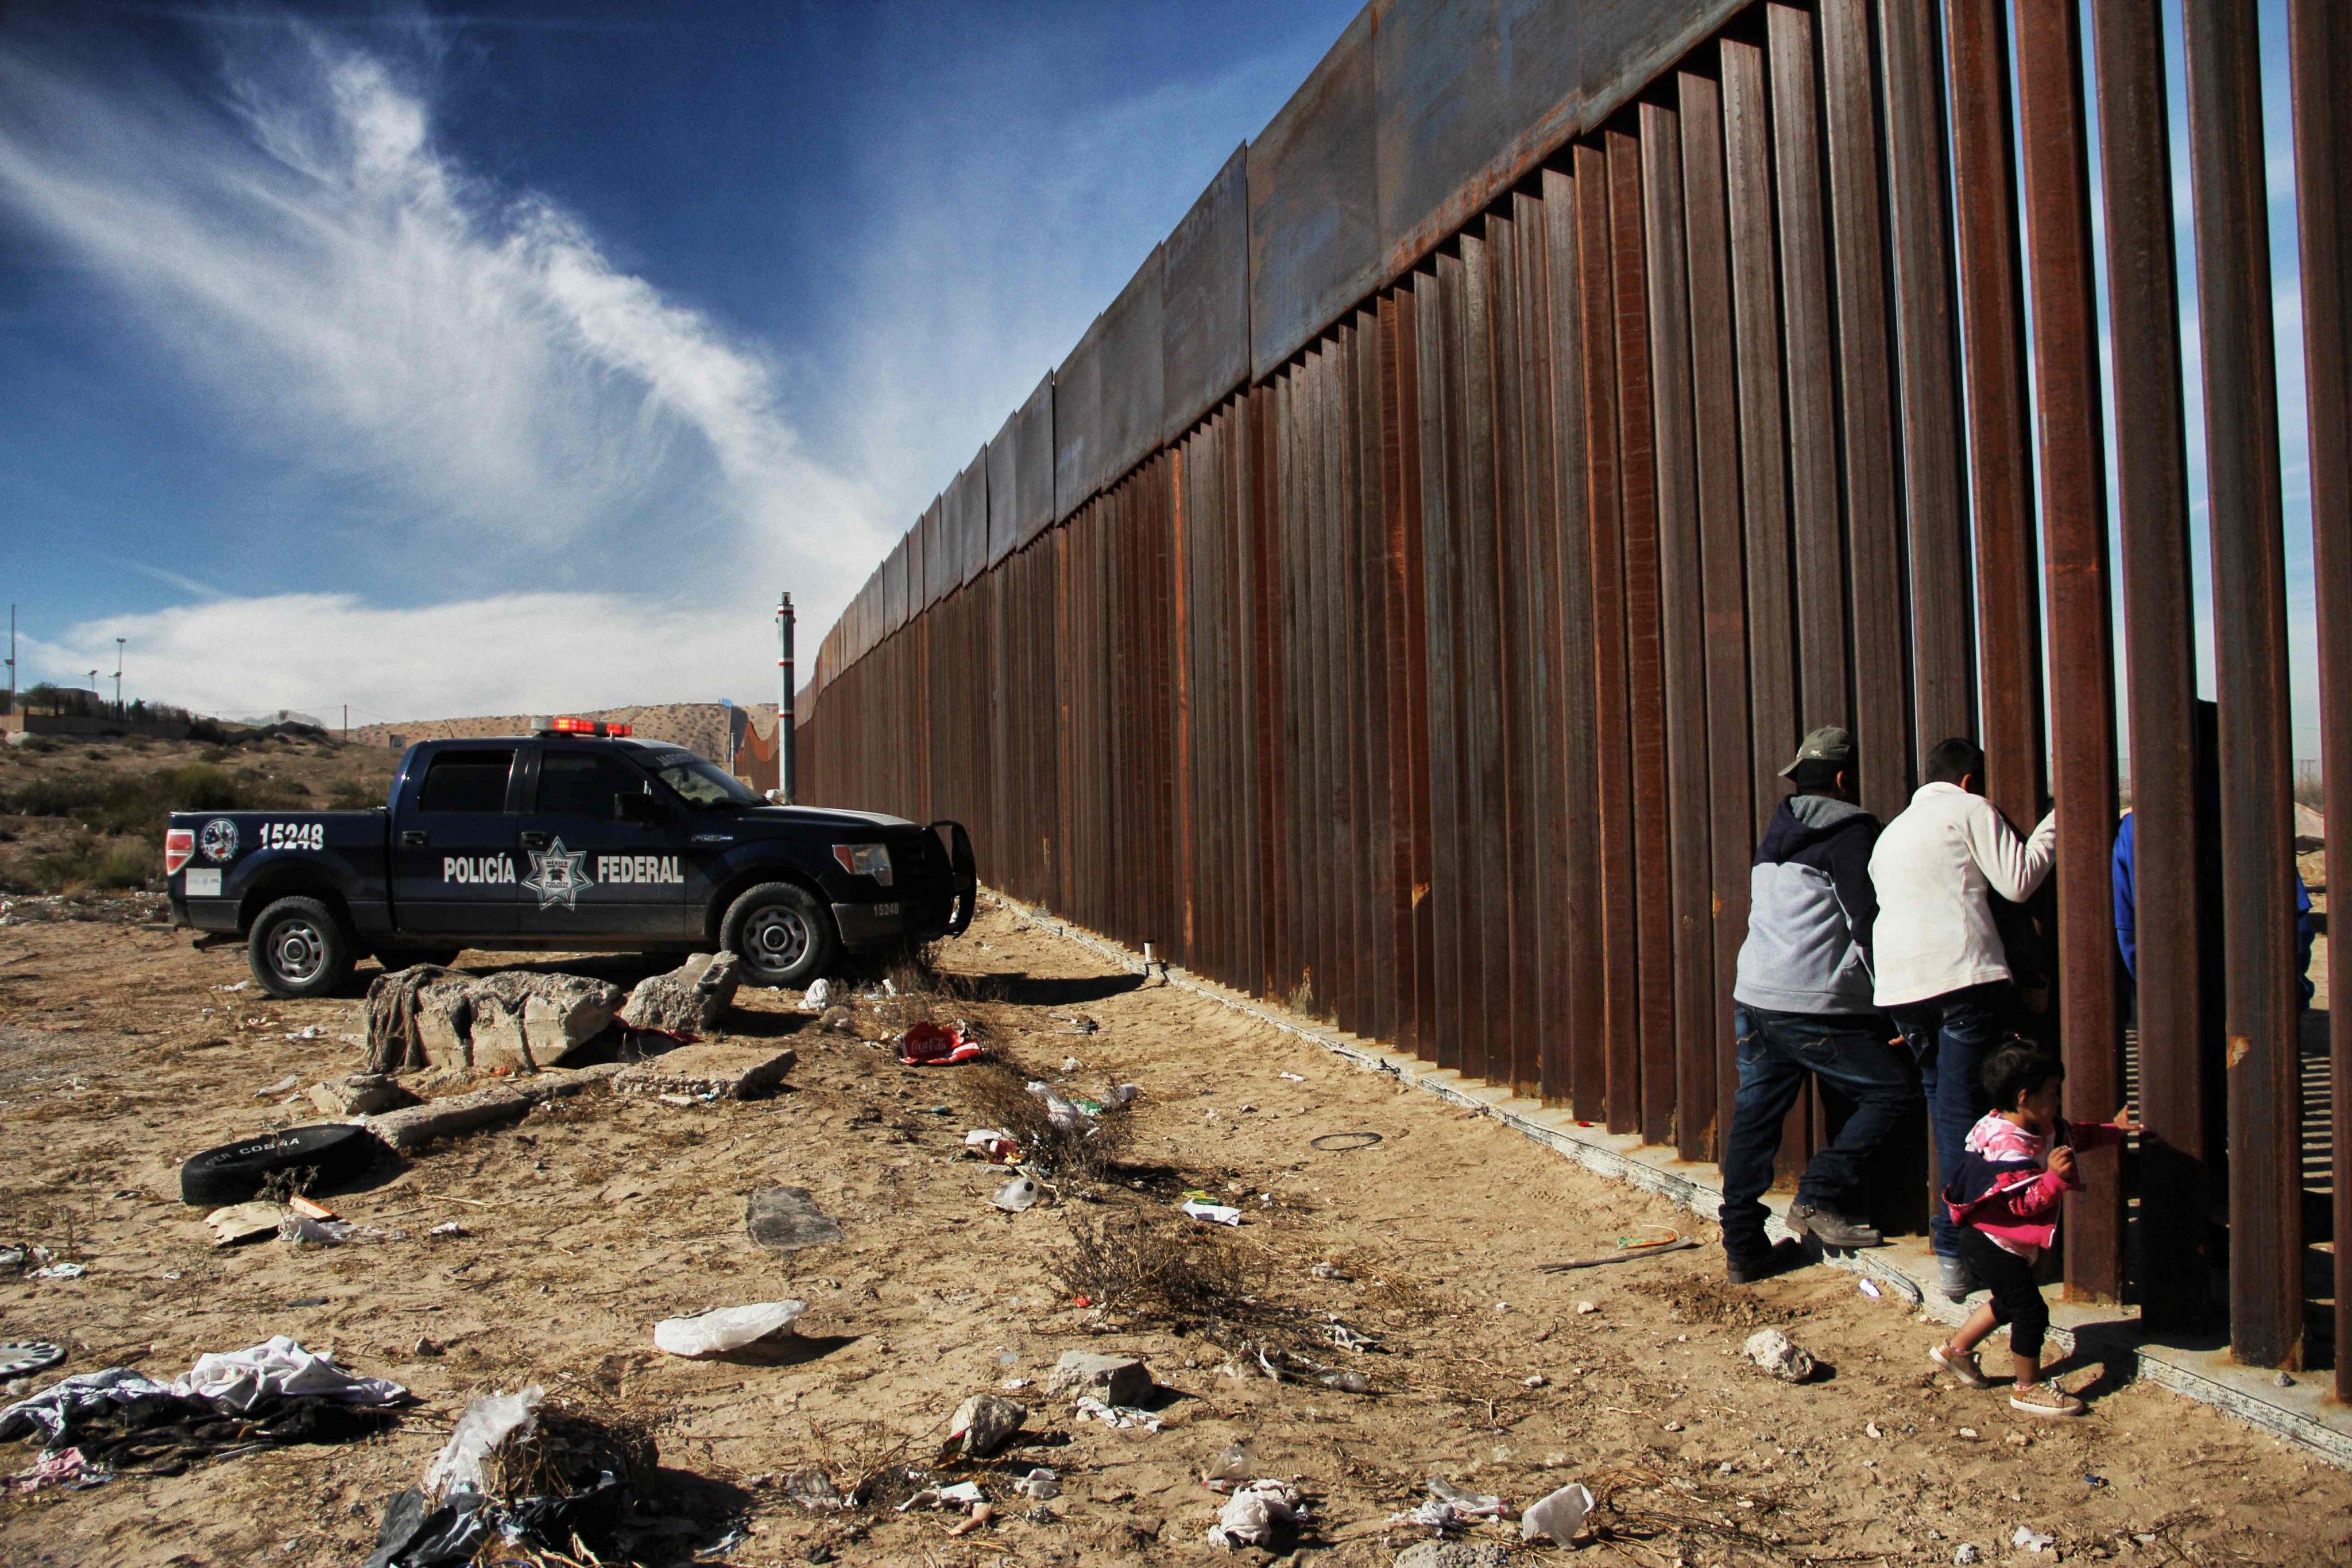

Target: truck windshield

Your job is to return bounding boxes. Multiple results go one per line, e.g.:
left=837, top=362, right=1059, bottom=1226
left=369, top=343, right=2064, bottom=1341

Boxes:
left=649, top=751, right=759, bottom=808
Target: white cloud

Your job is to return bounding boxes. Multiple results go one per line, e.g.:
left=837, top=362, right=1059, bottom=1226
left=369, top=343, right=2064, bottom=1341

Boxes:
left=24, top=590, right=782, bottom=726
left=0, top=25, right=885, bottom=715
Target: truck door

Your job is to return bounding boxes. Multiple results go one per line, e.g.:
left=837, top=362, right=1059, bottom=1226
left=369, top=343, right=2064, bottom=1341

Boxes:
left=517, top=748, right=689, bottom=939
left=390, top=747, right=521, bottom=938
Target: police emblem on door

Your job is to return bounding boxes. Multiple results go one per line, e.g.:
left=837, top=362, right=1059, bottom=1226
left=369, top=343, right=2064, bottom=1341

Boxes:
left=522, top=838, right=594, bottom=909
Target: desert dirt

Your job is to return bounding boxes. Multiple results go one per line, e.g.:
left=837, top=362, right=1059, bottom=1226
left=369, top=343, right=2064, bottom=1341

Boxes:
left=1, top=885, right=2349, bottom=1568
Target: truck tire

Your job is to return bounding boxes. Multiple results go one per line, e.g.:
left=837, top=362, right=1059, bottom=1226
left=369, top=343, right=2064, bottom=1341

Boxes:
left=248, top=895, right=355, bottom=999
left=722, top=881, right=837, bottom=989
left=180, top=1124, right=381, bottom=1207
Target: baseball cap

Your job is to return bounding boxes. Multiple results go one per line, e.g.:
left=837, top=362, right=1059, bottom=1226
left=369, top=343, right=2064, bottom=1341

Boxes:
left=1778, top=725, right=1853, bottom=777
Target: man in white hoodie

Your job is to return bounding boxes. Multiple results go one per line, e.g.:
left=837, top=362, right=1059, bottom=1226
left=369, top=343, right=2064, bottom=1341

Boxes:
left=1870, top=737, right=2057, bottom=1300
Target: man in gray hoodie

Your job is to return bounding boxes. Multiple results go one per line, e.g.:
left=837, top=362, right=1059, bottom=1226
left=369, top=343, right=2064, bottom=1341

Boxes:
left=1719, top=726, right=1920, bottom=1283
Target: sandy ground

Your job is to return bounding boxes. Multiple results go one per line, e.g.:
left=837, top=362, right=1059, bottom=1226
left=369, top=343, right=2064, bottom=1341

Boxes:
left=1, top=900, right=2348, bottom=1567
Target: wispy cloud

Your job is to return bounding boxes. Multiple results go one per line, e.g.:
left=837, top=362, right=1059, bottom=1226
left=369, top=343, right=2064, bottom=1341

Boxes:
left=1, top=22, right=886, bottom=713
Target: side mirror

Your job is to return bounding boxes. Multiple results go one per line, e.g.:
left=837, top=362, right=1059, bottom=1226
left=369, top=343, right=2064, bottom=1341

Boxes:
left=617, top=792, right=666, bottom=824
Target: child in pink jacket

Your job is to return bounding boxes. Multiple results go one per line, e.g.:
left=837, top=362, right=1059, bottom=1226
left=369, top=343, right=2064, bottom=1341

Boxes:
left=1928, top=1040, right=2136, bottom=1417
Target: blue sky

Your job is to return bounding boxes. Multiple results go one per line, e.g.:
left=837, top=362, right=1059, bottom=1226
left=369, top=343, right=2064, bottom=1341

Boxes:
left=0, top=0, right=1356, bottom=722
left=0, top=0, right=2328, bottom=759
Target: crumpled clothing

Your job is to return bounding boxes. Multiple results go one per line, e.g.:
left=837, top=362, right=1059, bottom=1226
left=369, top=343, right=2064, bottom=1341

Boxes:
left=9, top=1445, right=110, bottom=1493
left=173, top=1335, right=408, bottom=1412
left=0, top=1368, right=173, bottom=1446
left=1208, top=1479, right=1302, bottom=1548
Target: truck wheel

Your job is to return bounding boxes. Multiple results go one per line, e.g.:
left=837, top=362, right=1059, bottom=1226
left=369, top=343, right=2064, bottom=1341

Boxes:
left=722, top=882, right=837, bottom=989
left=248, top=896, right=354, bottom=999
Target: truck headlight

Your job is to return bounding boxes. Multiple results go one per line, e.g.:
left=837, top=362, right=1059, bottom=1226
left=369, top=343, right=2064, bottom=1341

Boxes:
left=831, top=843, right=893, bottom=886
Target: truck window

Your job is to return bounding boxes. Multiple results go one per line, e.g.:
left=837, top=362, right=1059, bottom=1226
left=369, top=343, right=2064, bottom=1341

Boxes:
left=417, top=749, right=516, bottom=813
left=536, top=751, right=652, bottom=819
left=648, top=750, right=759, bottom=807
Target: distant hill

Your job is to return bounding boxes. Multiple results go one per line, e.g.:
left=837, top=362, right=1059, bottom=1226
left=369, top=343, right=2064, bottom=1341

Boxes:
left=351, top=703, right=784, bottom=791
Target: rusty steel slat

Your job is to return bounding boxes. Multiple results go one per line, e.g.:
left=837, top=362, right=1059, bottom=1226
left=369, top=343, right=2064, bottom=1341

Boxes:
left=1388, top=284, right=1440, bottom=1058
left=1726, top=25, right=1809, bottom=1180
left=1174, top=446, right=1198, bottom=962
left=1516, top=186, right=1574, bottom=1108
left=1355, top=312, right=1396, bottom=1045
left=1290, top=367, right=1319, bottom=1009
left=1820, top=0, right=1909, bottom=822
left=1879, top=0, right=1974, bottom=753
left=1330, top=338, right=1365, bottom=1035
left=1230, top=405, right=1263, bottom=993
left=1577, top=141, right=1641, bottom=1136
left=2014, top=0, right=2124, bottom=1303
left=1326, top=338, right=1364, bottom=1034
left=1485, top=211, right=1544, bottom=1098
left=1610, top=122, right=1675, bottom=1148
left=1052, top=528, right=1070, bottom=912
left=1767, top=4, right=1848, bottom=737
left=1417, top=264, right=1468, bottom=1074
left=1443, top=246, right=1500, bottom=1079
left=1945, top=0, right=2045, bottom=829
left=1544, top=164, right=1606, bottom=1120
left=2092, top=0, right=2209, bottom=1327
left=2186, top=0, right=2304, bottom=1368
left=1304, top=352, right=1340, bottom=1020
left=1721, top=35, right=1797, bottom=842
left=1678, top=64, right=1754, bottom=1163
left=2287, top=0, right=2352, bottom=1400
left=1643, top=97, right=1717, bottom=1164
left=1250, top=384, right=1286, bottom=998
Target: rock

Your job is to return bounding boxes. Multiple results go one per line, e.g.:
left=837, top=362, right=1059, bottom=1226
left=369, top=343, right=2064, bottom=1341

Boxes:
left=744, top=1185, right=844, bottom=1252
left=1048, top=1350, right=1152, bottom=1407
left=1743, top=1327, right=1817, bottom=1383
left=620, top=951, right=741, bottom=1036
left=405, top=972, right=620, bottom=1071
left=1397, top=1544, right=1512, bottom=1568
left=949, top=1393, right=1027, bottom=1457
left=615, top=1042, right=797, bottom=1101
left=308, top=1073, right=419, bottom=1118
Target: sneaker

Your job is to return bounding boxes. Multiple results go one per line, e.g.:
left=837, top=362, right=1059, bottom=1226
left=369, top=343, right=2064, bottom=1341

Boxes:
left=1786, top=1203, right=1883, bottom=1249
left=1936, top=1254, right=1979, bottom=1302
left=2009, top=1384, right=2086, bottom=1419
left=1930, top=1344, right=1994, bottom=1389
left=1726, top=1240, right=1808, bottom=1286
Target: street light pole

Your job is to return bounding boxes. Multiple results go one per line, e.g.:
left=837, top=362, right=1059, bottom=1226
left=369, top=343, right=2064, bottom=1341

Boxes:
left=114, top=636, right=125, bottom=717
left=776, top=592, right=795, bottom=804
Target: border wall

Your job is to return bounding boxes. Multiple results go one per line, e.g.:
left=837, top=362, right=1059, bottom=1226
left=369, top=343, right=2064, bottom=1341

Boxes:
left=794, top=0, right=2351, bottom=1388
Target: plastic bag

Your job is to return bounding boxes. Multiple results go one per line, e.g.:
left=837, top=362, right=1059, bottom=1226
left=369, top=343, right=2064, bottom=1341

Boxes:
left=423, top=1386, right=542, bottom=1501
left=898, top=1022, right=979, bottom=1066
left=993, top=1177, right=1042, bottom=1213
left=652, top=1301, right=806, bottom=1358
left=1521, top=1481, right=1595, bottom=1544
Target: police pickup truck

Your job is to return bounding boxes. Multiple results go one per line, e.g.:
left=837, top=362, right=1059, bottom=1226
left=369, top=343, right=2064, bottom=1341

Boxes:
left=165, top=718, right=974, bottom=999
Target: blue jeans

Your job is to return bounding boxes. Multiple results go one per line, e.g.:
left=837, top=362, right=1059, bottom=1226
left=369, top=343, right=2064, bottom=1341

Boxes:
left=1888, top=983, right=2012, bottom=1260
left=1717, top=1005, right=1920, bottom=1266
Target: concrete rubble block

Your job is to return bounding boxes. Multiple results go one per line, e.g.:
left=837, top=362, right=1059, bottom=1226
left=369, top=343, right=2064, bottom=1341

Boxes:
left=1743, top=1327, right=1817, bottom=1383
left=1396, top=1543, right=1512, bottom=1568
left=1047, top=1350, right=1152, bottom=1408
left=307, top=1073, right=419, bottom=1118
left=949, top=1393, right=1027, bottom=1457
left=415, top=983, right=475, bottom=1069
left=619, top=951, right=742, bottom=1036
left=467, top=994, right=532, bottom=1073
left=614, top=1043, right=798, bottom=1102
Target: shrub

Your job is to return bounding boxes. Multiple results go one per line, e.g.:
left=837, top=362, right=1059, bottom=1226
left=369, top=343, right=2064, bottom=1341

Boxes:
left=95, top=838, right=154, bottom=889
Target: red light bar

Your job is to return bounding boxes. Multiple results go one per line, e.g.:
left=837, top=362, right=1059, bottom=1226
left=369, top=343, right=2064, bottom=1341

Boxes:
left=548, top=715, right=595, bottom=733
left=604, top=722, right=632, bottom=737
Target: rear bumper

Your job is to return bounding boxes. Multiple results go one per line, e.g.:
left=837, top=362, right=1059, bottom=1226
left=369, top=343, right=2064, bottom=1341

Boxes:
left=171, top=894, right=241, bottom=934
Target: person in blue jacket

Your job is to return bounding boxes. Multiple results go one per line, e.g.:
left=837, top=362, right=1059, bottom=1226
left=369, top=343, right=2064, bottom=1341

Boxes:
left=2113, top=809, right=2314, bottom=1006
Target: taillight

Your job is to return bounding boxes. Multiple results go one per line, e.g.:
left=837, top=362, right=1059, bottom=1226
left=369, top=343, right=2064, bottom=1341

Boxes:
left=164, top=828, right=194, bottom=876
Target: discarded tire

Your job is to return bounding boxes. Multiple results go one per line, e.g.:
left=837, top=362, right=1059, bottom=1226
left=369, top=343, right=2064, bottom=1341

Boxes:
left=179, top=1124, right=383, bottom=1207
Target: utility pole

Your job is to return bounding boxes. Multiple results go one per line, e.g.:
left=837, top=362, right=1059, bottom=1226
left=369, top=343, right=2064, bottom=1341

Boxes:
left=6, top=604, right=16, bottom=717
left=776, top=592, right=796, bottom=804
left=114, top=636, right=125, bottom=717
left=342, top=703, right=349, bottom=740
